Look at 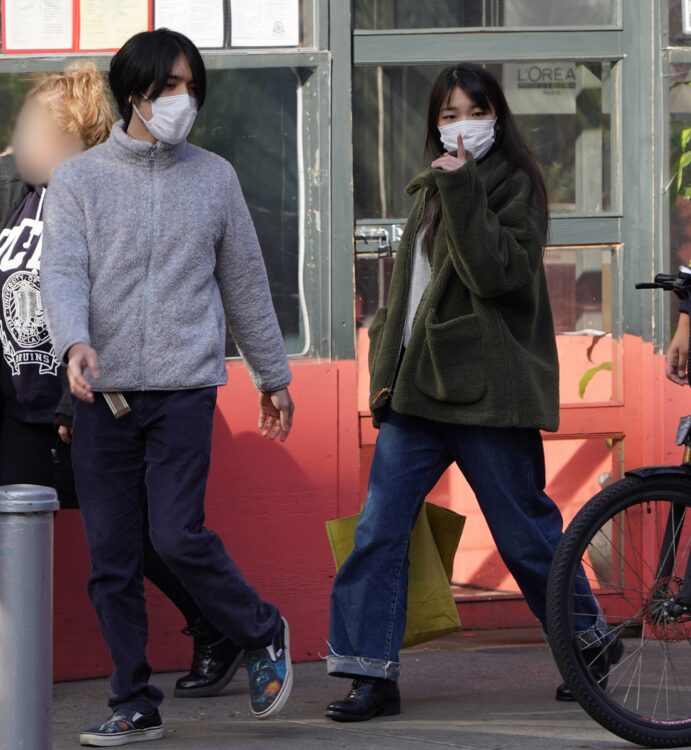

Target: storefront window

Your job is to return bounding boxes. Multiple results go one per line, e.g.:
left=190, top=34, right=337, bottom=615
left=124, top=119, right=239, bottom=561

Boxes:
left=0, top=66, right=304, bottom=356
left=354, top=0, right=618, bottom=30
left=353, top=61, right=615, bottom=220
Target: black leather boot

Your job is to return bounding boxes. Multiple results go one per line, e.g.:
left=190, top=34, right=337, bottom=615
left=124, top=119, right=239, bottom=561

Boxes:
left=326, top=677, right=401, bottom=722
left=174, top=619, right=245, bottom=698
left=556, top=633, right=625, bottom=702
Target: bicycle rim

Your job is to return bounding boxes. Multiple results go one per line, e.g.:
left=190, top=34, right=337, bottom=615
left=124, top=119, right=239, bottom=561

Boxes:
left=547, top=475, right=691, bottom=747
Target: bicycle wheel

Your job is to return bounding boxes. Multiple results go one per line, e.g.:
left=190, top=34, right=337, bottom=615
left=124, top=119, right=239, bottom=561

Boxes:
left=547, top=474, right=691, bottom=748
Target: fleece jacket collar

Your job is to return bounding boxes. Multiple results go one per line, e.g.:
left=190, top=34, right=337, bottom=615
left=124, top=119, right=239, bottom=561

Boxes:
left=108, top=120, right=187, bottom=168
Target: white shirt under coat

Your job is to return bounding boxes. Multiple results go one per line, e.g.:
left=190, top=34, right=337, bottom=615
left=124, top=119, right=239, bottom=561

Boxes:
left=403, top=229, right=431, bottom=348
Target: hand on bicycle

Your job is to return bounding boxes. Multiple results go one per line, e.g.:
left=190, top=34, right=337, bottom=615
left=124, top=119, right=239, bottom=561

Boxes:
left=666, top=313, right=689, bottom=386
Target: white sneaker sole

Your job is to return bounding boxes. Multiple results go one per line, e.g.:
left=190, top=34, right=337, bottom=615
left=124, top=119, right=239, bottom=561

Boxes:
left=251, top=616, right=294, bottom=720
left=79, top=725, right=164, bottom=746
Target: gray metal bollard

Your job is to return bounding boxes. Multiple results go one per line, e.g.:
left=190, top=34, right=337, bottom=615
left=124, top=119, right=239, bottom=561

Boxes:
left=0, top=485, right=59, bottom=750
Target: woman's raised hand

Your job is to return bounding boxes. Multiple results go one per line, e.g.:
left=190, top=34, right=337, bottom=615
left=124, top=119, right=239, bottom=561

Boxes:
left=431, top=132, right=467, bottom=171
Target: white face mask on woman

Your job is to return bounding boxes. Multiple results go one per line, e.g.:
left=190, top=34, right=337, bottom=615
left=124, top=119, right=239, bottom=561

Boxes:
left=133, top=92, right=198, bottom=145
left=438, top=118, right=497, bottom=160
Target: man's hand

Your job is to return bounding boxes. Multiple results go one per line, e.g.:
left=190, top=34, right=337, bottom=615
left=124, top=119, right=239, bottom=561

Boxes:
left=66, top=343, right=101, bottom=402
left=667, top=314, right=690, bottom=386
left=58, top=425, right=72, bottom=444
left=431, top=132, right=468, bottom=171
left=258, top=388, right=294, bottom=442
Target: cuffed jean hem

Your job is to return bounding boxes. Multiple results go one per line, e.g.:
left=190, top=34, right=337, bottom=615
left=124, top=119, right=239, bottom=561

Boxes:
left=327, top=654, right=400, bottom=681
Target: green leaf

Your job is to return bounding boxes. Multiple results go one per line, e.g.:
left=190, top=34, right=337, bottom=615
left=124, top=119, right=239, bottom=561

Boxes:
left=681, top=127, right=691, bottom=152
left=677, top=151, right=691, bottom=192
left=579, top=361, right=612, bottom=399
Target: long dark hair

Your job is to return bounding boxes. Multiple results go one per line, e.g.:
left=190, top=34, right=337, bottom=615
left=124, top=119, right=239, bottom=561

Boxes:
left=420, top=63, right=548, bottom=261
left=109, top=29, right=207, bottom=125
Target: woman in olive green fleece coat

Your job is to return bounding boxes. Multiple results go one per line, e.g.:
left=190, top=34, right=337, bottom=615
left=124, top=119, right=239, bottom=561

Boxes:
left=326, top=64, right=612, bottom=723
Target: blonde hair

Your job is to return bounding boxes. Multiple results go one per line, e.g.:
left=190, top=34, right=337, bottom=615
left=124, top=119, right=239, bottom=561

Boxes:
left=29, top=62, right=115, bottom=149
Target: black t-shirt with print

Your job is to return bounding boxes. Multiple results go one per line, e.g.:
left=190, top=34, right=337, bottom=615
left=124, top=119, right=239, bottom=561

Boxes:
left=0, top=188, right=61, bottom=424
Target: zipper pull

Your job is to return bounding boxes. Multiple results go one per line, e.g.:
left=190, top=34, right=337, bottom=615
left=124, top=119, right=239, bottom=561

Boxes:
left=149, top=146, right=156, bottom=161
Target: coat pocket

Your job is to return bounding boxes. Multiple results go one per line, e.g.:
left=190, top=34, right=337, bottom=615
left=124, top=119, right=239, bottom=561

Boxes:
left=415, top=310, right=487, bottom=404
left=367, top=306, right=388, bottom=375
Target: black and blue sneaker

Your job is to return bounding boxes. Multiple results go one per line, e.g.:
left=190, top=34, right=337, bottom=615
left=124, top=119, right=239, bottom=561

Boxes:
left=246, top=616, right=293, bottom=719
left=79, top=708, right=163, bottom=746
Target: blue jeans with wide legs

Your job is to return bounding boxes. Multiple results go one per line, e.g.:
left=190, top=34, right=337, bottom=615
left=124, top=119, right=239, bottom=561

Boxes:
left=327, top=407, right=601, bottom=681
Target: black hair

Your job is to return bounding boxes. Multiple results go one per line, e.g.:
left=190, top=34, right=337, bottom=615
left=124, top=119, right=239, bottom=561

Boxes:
left=109, top=28, right=207, bottom=124
left=420, top=63, right=548, bottom=261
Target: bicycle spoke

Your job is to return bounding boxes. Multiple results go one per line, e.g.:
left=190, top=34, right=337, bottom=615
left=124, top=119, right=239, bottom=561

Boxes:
left=651, top=639, right=670, bottom=720
left=607, top=640, right=646, bottom=694
left=663, top=644, right=690, bottom=718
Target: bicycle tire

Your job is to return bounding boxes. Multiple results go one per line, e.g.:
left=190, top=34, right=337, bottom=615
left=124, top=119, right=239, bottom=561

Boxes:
left=547, top=474, right=691, bottom=748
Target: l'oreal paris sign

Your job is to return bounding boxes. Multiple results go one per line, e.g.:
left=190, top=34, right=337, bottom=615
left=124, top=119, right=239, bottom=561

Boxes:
left=504, top=63, right=577, bottom=115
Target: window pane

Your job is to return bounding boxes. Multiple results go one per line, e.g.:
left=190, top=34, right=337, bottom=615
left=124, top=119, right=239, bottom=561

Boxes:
left=544, top=246, right=617, bottom=404
left=190, top=68, right=302, bottom=356
left=355, top=244, right=618, bottom=405
left=354, top=0, right=617, bottom=30
left=0, top=68, right=304, bottom=356
left=353, top=61, right=615, bottom=220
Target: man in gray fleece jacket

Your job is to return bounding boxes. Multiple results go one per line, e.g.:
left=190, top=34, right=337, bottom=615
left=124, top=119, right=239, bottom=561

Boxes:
left=41, top=30, right=295, bottom=746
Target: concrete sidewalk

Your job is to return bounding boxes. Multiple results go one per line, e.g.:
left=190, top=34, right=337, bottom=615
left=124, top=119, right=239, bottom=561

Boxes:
left=54, top=630, right=626, bottom=749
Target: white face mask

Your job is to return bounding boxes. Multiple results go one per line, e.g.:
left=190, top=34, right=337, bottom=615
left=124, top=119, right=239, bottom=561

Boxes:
left=133, top=92, right=198, bottom=145
left=438, top=118, right=496, bottom=160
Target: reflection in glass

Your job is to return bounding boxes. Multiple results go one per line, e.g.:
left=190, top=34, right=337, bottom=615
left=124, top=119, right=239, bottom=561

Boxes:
left=545, top=246, right=615, bottom=404
left=354, top=0, right=617, bottom=30
left=191, top=68, right=302, bottom=355
left=353, top=62, right=614, bottom=220
left=544, top=247, right=612, bottom=334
